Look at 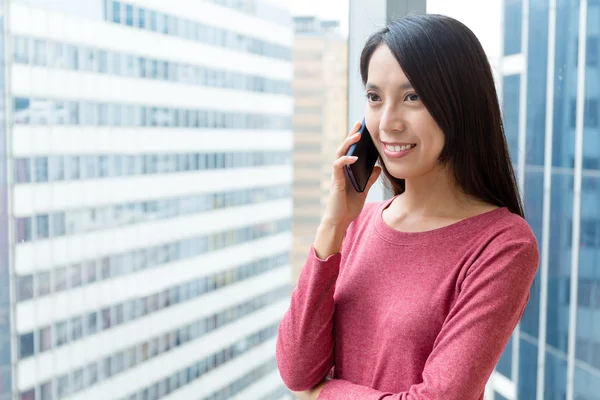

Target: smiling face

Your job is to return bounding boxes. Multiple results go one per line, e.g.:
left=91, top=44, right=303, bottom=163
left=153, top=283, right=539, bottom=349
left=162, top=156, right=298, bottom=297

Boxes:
left=365, top=43, right=447, bottom=182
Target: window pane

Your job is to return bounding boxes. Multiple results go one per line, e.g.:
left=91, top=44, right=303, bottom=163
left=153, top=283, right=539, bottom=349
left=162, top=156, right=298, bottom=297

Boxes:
left=51, top=212, right=66, bottom=237
left=55, top=321, right=68, bottom=347
left=19, top=333, right=34, bottom=359
left=40, top=381, right=52, bottom=400
left=15, top=217, right=32, bottom=242
left=54, top=266, right=67, bottom=292
left=14, top=158, right=31, bottom=183
left=37, top=271, right=51, bottom=297
left=39, top=326, right=52, bottom=352
left=35, top=157, right=48, bottom=183
left=17, top=275, right=33, bottom=301
left=36, top=215, right=49, bottom=239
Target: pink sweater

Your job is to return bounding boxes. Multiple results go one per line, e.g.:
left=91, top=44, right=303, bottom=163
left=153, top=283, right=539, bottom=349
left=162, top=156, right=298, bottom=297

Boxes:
left=276, top=197, right=539, bottom=399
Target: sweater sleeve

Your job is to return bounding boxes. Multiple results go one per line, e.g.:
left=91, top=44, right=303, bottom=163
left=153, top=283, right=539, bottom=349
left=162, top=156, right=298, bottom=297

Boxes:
left=318, top=236, right=539, bottom=400
left=276, top=245, right=342, bottom=391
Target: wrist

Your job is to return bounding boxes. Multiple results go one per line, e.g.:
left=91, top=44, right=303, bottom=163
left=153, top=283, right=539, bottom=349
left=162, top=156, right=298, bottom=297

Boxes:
left=314, top=223, right=347, bottom=259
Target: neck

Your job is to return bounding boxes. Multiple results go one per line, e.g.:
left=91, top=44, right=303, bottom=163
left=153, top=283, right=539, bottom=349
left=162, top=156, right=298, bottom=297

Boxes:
left=397, top=166, right=478, bottom=218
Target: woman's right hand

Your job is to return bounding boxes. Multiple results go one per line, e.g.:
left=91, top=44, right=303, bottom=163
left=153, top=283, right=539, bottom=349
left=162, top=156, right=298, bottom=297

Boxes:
left=314, top=121, right=382, bottom=258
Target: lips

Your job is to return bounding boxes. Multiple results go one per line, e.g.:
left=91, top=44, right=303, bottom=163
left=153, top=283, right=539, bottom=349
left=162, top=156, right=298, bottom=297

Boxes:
left=381, top=142, right=417, bottom=159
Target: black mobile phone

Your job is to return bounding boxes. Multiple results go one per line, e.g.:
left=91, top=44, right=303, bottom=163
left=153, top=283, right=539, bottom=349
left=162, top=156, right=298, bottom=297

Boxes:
left=344, top=118, right=380, bottom=192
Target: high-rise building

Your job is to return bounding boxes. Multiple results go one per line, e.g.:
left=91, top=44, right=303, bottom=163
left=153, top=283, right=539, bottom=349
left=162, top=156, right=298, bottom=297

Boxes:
left=3, top=1, right=293, bottom=399
left=497, top=0, right=600, bottom=399
left=291, top=16, right=348, bottom=284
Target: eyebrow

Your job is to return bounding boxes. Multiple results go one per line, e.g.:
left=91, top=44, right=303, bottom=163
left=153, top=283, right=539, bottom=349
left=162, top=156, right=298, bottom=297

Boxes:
left=366, top=82, right=413, bottom=90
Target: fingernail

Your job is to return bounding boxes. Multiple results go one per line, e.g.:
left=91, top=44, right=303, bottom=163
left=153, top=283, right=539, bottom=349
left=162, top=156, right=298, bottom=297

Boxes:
left=348, top=156, right=358, bottom=161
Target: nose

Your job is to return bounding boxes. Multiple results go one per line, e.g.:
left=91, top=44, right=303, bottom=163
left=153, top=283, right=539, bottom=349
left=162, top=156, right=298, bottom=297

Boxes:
left=379, top=105, right=405, bottom=135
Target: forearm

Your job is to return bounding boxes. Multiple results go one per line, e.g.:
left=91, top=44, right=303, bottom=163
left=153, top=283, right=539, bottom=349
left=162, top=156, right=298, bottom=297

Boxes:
left=314, top=222, right=347, bottom=259
left=276, top=246, right=341, bottom=390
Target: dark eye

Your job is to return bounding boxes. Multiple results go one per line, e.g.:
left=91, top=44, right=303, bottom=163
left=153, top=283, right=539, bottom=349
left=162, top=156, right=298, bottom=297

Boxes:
left=405, top=93, right=420, bottom=102
left=366, top=93, right=381, bottom=102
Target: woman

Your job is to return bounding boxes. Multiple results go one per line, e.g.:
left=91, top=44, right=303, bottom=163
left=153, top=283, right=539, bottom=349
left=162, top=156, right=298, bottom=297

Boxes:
left=275, top=14, right=539, bottom=400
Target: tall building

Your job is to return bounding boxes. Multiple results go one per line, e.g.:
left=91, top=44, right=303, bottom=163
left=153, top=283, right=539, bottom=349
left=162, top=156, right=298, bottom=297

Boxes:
left=4, top=0, right=294, bottom=399
left=497, top=0, right=600, bottom=399
left=291, top=16, right=348, bottom=283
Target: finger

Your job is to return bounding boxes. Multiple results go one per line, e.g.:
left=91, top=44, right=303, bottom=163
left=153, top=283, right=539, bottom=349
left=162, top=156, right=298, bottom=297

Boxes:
left=363, top=166, right=382, bottom=194
left=335, top=131, right=362, bottom=159
left=348, top=120, right=362, bottom=136
left=335, top=121, right=362, bottom=158
left=331, top=156, right=358, bottom=188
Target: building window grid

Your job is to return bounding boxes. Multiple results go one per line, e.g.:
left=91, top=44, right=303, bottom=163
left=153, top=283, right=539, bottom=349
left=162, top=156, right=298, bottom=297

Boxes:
left=16, top=235, right=289, bottom=355
left=20, top=289, right=288, bottom=399
left=15, top=184, right=291, bottom=243
left=13, top=150, right=291, bottom=186
left=13, top=96, right=292, bottom=129
left=104, top=2, right=291, bottom=60
left=12, top=35, right=291, bottom=95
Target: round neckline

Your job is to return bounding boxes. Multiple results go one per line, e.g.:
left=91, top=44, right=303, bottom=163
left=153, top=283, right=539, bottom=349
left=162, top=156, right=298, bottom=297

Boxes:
left=373, top=195, right=511, bottom=245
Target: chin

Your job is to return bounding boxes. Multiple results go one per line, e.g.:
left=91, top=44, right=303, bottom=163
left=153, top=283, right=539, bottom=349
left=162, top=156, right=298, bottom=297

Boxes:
left=382, top=167, right=411, bottom=181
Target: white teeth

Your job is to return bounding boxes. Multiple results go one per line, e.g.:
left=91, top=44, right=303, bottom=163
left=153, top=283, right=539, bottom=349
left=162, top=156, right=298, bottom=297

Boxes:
left=385, top=144, right=415, bottom=152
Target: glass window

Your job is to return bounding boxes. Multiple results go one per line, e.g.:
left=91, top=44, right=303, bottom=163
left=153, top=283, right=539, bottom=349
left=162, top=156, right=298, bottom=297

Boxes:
left=39, top=326, right=52, bottom=352
left=50, top=212, right=66, bottom=237
left=66, top=101, right=80, bottom=125
left=70, top=263, right=82, bottom=288
left=109, top=104, right=122, bottom=126
left=35, top=215, right=49, bottom=239
left=64, top=155, right=80, bottom=181
left=48, top=156, right=64, bottom=182
left=80, top=101, right=96, bottom=125
left=87, top=311, right=98, bottom=335
left=98, top=50, right=108, bottom=73
left=125, top=4, right=134, bottom=26
left=66, top=44, right=79, bottom=70
left=19, top=332, right=34, bottom=359
left=112, top=1, right=121, bottom=23
left=86, top=362, right=98, bottom=386
left=57, top=374, right=69, bottom=398
left=112, top=352, right=124, bottom=375
left=15, top=217, right=32, bottom=243
left=35, top=157, right=48, bottom=183
left=14, top=158, right=31, bottom=183
left=13, top=36, right=29, bottom=63
left=139, top=57, right=147, bottom=78
left=40, top=381, right=52, bottom=400
left=71, top=316, right=83, bottom=341
left=125, top=54, right=137, bottom=77
left=148, top=10, right=157, bottom=31
left=138, top=7, right=146, bottom=28
left=110, top=51, right=122, bottom=75
left=55, top=321, right=68, bottom=347
left=33, top=272, right=51, bottom=301
left=20, top=389, right=34, bottom=400
left=80, top=48, right=97, bottom=72
left=71, top=368, right=83, bottom=394
left=33, top=39, right=47, bottom=66
left=587, top=36, right=598, bottom=66
left=54, top=266, right=67, bottom=292
left=83, top=260, right=97, bottom=284
left=82, top=156, right=97, bottom=179
left=98, top=104, right=109, bottom=126
left=102, top=307, right=112, bottom=330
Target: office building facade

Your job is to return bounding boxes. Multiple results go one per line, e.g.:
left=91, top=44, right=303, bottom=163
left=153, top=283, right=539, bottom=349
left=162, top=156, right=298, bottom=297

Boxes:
left=498, top=0, right=600, bottom=399
left=4, top=0, right=294, bottom=399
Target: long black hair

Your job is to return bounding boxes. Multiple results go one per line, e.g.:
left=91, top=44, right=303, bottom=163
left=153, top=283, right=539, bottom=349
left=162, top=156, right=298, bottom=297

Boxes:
left=360, top=14, right=524, bottom=218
